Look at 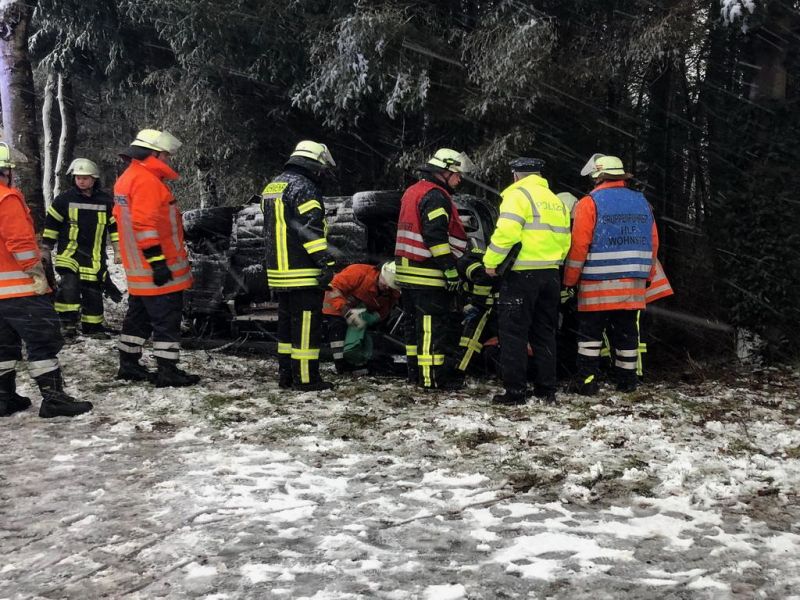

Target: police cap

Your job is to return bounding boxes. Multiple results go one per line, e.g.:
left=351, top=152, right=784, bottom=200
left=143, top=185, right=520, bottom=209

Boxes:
left=509, top=157, right=545, bottom=172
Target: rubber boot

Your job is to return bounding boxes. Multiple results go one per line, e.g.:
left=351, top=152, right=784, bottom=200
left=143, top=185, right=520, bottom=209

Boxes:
left=61, top=323, right=79, bottom=342
left=0, top=371, right=32, bottom=417
left=82, top=323, right=110, bottom=340
left=492, top=388, right=527, bottom=406
left=155, top=358, right=200, bottom=388
left=278, top=355, right=293, bottom=389
left=35, top=369, right=93, bottom=418
left=569, top=375, right=599, bottom=397
left=116, top=352, right=156, bottom=383
left=293, top=380, right=334, bottom=392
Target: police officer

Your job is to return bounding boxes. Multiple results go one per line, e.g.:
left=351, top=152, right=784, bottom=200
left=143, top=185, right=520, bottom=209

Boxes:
left=0, top=142, right=93, bottom=418
left=564, top=154, right=659, bottom=395
left=395, top=148, right=473, bottom=390
left=43, top=158, right=119, bottom=339
left=262, top=141, right=337, bottom=391
left=114, top=129, right=199, bottom=387
left=484, top=158, right=571, bottom=405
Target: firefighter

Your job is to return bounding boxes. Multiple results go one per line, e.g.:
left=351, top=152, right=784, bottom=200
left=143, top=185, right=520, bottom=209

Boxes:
left=262, top=141, right=338, bottom=391
left=484, top=158, right=572, bottom=405
left=395, top=148, right=473, bottom=390
left=323, top=261, right=401, bottom=374
left=0, top=142, right=93, bottom=418
left=42, top=158, right=119, bottom=339
left=114, top=129, right=199, bottom=387
left=564, top=154, right=660, bottom=395
left=454, top=245, right=497, bottom=376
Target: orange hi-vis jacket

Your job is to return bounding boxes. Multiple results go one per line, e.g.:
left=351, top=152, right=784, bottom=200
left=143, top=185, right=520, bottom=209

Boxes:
left=0, top=183, right=47, bottom=299
left=564, top=180, right=659, bottom=311
left=645, top=259, right=673, bottom=304
left=322, top=264, right=400, bottom=320
left=113, top=156, right=192, bottom=296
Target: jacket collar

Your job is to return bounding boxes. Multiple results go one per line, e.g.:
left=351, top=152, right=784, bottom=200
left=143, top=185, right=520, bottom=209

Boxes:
left=134, top=155, right=179, bottom=181
left=591, top=180, right=626, bottom=192
left=517, top=173, right=550, bottom=189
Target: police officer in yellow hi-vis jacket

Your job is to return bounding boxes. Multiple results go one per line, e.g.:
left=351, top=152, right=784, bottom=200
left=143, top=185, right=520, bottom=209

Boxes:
left=484, top=158, right=571, bottom=405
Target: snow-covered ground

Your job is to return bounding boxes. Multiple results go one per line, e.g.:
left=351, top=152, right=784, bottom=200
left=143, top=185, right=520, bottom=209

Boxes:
left=2, top=294, right=799, bottom=598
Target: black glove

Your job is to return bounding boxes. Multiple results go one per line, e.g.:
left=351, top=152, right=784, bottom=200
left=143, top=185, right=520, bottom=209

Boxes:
left=151, top=259, right=173, bottom=287
left=443, top=267, right=461, bottom=293
left=317, top=263, right=336, bottom=289
left=103, top=276, right=124, bottom=303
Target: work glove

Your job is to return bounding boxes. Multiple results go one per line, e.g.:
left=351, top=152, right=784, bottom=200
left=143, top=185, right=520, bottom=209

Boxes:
left=150, top=260, right=173, bottom=287
left=560, top=287, right=577, bottom=304
left=317, top=263, right=336, bottom=289
left=461, top=303, right=483, bottom=326
left=345, top=308, right=368, bottom=329
left=112, top=241, right=122, bottom=265
left=24, top=263, right=50, bottom=295
left=443, top=267, right=461, bottom=293
left=103, top=275, right=124, bottom=303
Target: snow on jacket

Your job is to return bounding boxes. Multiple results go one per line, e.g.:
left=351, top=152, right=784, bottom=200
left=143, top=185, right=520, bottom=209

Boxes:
left=564, top=180, right=659, bottom=311
left=322, top=263, right=400, bottom=319
left=43, top=185, right=118, bottom=282
left=113, top=155, right=192, bottom=296
left=0, top=183, right=45, bottom=299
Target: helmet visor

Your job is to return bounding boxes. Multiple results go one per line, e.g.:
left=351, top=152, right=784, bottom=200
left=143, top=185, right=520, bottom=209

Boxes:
left=580, top=153, right=606, bottom=177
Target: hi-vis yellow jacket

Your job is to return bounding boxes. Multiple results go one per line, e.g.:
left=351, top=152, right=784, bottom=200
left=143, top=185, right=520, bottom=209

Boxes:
left=483, top=174, right=571, bottom=271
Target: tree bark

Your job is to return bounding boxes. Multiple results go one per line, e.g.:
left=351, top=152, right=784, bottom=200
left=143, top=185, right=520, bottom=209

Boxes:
left=0, top=0, right=44, bottom=227
left=41, top=71, right=56, bottom=207
left=54, top=72, right=76, bottom=197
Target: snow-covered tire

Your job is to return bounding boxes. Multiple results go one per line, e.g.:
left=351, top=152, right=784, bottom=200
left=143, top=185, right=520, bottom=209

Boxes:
left=352, top=190, right=402, bottom=222
left=183, top=207, right=236, bottom=246
left=186, top=254, right=229, bottom=314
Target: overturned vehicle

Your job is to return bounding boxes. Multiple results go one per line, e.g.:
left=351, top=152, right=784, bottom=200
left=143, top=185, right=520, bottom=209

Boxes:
left=181, top=191, right=499, bottom=359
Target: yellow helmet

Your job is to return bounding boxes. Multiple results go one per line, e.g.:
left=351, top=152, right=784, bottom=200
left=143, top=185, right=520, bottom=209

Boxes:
left=131, top=129, right=182, bottom=154
left=290, top=140, right=336, bottom=168
left=379, top=261, right=399, bottom=290
left=66, top=158, right=100, bottom=178
left=0, top=142, right=16, bottom=169
left=580, top=154, right=630, bottom=179
left=427, top=148, right=475, bottom=174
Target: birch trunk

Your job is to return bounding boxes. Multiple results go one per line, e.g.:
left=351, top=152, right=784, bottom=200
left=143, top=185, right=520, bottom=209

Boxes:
left=53, top=73, right=76, bottom=197
left=41, top=71, right=56, bottom=207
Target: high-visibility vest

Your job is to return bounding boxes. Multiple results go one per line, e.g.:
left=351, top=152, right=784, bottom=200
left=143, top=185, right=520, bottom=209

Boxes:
left=484, top=174, right=571, bottom=271
left=582, top=187, right=654, bottom=280
left=0, top=185, right=41, bottom=300
left=113, top=156, right=192, bottom=296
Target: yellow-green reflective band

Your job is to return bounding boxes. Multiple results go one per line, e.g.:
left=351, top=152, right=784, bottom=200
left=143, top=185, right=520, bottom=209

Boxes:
left=291, top=348, right=320, bottom=360
left=465, top=262, right=481, bottom=279
left=267, top=278, right=320, bottom=287
left=110, top=233, right=119, bottom=242
left=81, top=314, right=104, bottom=324
left=417, top=355, right=445, bottom=366
left=145, top=255, right=166, bottom=263
left=429, top=243, right=450, bottom=257
left=262, top=181, right=288, bottom=195
left=583, top=374, right=595, bottom=384
left=47, top=206, right=64, bottom=222
left=54, top=302, right=81, bottom=312
left=459, top=337, right=483, bottom=353
left=472, top=285, right=492, bottom=296
left=298, top=200, right=322, bottom=214
left=267, top=268, right=322, bottom=277
left=43, top=228, right=59, bottom=239
left=303, top=238, right=328, bottom=253
left=405, top=346, right=418, bottom=356
left=427, top=207, right=448, bottom=221
left=278, top=342, right=292, bottom=354
left=54, top=256, right=79, bottom=270
left=395, top=274, right=446, bottom=288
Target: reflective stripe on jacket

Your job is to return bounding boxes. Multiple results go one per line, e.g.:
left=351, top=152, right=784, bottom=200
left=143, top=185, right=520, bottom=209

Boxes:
left=113, top=156, right=192, bottom=296
left=395, top=179, right=468, bottom=288
left=0, top=185, right=41, bottom=299
left=261, top=167, right=332, bottom=290
left=483, top=174, right=571, bottom=271
left=645, top=259, right=673, bottom=303
left=322, top=263, right=400, bottom=318
left=564, top=181, right=659, bottom=312
left=43, top=186, right=118, bottom=282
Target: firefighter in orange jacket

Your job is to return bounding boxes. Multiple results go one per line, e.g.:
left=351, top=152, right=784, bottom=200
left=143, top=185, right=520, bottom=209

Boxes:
left=564, top=154, right=659, bottom=395
left=323, top=261, right=401, bottom=373
left=395, top=148, right=473, bottom=390
left=113, top=129, right=199, bottom=387
left=0, top=142, right=93, bottom=418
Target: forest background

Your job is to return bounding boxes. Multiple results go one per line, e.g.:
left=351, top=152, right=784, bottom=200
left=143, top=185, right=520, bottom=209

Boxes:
left=0, top=0, right=799, bottom=363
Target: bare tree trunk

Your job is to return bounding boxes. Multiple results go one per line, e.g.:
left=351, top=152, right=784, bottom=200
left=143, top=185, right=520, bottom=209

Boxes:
left=53, top=73, right=76, bottom=197
left=0, top=0, right=44, bottom=228
left=41, top=71, right=57, bottom=207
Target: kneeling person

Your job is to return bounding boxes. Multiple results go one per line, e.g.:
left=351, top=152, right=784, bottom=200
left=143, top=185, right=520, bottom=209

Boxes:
left=323, top=262, right=401, bottom=374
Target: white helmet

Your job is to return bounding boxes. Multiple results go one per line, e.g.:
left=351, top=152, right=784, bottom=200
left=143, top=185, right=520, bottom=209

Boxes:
left=556, top=192, right=578, bottom=217
left=290, top=140, right=336, bottom=168
left=379, top=261, right=399, bottom=290
left=580, top=153, right=630, bottom=179
left=427, top=148, right=475, bottom=174
left=131, top=129, right=182, bottom=154
left=0, top=142, right=15, bottom=169
left=66, top=158, right=100, bottom=178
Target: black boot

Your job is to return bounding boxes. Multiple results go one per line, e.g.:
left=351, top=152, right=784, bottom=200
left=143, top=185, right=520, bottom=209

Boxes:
left=568, top=375, right=599, bottom=396
left=278, top=356, right=293, bottom=389
left=117, top=352, right=156, bottom=383
left=35, top=369, right=93, bottom=418
left=492, top=389, right=527, bottom=406
left=82, top=324, right=110, bottom=340
left=156, top=358, right=200, bottom=388
left=293, top=380, right=334, bottom=392
left=0, top=371, right=32, bottom=417
left=61, top=323, right=79, bottom=342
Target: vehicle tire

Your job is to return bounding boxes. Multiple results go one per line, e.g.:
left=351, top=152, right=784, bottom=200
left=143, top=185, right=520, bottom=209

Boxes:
left=183, top=207, right=236, bottom=247
left=352, top=190, right=402, bottom=222
left=186, top=254, right=229, bottom=315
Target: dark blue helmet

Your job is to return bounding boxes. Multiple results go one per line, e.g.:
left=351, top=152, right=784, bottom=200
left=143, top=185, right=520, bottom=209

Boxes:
left=509, top=157, right=545, bottom=172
